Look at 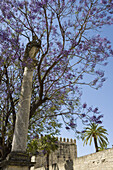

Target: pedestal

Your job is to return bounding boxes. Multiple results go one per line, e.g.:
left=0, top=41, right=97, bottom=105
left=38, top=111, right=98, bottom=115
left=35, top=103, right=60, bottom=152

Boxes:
left=0, top=151, right=35, bottom=170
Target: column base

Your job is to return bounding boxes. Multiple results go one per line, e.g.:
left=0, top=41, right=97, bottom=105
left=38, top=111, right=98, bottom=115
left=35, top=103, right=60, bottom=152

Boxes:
left=0, top=151, right=35, bottom=170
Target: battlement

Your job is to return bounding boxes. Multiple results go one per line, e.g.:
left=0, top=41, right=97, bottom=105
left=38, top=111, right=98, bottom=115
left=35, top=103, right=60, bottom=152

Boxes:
left=58, top=137, right=76, bottom=143
left=36, top=135, right=76, bottom=144
left=32, top=137, right=77, bottom=170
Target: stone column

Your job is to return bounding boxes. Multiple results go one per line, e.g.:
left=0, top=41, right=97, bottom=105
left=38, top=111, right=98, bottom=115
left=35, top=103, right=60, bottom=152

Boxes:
left=0, top=45, right=40, bottom=170
left=11, top=66, right=33, bottom=152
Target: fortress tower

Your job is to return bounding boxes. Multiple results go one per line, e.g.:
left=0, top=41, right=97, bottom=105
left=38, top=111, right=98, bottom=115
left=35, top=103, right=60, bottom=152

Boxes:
left=31, top=137, right=77, bottom=170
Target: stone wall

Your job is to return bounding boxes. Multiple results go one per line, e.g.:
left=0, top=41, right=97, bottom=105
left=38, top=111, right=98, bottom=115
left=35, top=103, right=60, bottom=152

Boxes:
left=31, top=138, right=77, bottom=170
left=75, top=147, right=113, bottom=170
left=30, top=137, right=113, bottom=170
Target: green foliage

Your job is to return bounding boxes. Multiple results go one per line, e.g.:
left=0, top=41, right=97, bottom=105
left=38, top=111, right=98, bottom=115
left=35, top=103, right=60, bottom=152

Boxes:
left=27, top=135, right=58, bottom=156
left=82, top=123, right=109, bottom=152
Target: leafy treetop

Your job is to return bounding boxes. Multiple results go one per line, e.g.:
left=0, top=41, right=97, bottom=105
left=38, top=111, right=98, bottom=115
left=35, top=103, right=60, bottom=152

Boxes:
left=0, top=0, right=113, bottom=154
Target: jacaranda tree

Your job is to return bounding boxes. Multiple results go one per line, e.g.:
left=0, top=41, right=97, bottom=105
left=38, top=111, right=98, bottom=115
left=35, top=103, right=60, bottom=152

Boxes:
left=0, top=0, right=113, bottom=159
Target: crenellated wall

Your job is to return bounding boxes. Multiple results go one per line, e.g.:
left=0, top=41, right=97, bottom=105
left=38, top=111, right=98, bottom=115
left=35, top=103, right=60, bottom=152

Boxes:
left=30, top=136, right=113, bottom=170
left=30, top=137, right=77, bottom=170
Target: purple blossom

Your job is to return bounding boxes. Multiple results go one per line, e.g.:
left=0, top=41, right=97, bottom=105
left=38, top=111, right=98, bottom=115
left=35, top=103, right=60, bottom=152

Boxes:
left=18, top=2, right=24, bottom=9
left=93, top=107, right=98, bottom=113
left=89, top=10, right=94, bottom=15
left=97, top=114, right=104, bottom=120
left=96, top=70, right=104, bottom=77
left=81, top=113, right=86, bottom=118
left=101, top=0, right=107, bottom=4
left=110, top=49, right=113, bottom=55
left=107, top=16, right=111, bottom=20
left=7, top=12, right=12, bottom=19
left=97, top=83, right=103, bottom=88
left=82, top=103, right=87, bottom=108
left=42, top=149, right=47, bottom=155
left=78, top=43, right=82, bottom=49
left=92, top=7, right=97, bottom=11
left=69, top=122, right=76, bottom=128
left=30, top=15, right=36, bottom=20
left=36, top=151, right=40, bottom=155
left=79, top=0, right=84, bottom=3
left=101, top=78, right=106, bottom=82
left=96, top=120, right=102, bottom=124
left=88, top=107, right=92, bottom=112
left=92, top=21, right=96, bottom=25
left=79, top=75, right=83, bottom=79
left=99, top=13, right=104, bottom=18
left=69, top=101, right=72, bottom=105
left=0, top=0, right=113, bottom=146
left=90, top=115, right=97, bottom=121
left=82, top=120, right=88, bottom=123
left=65, top=126, right=70, bottom=130
left=77, top=7, right=82, bottom=12
left=104, top=62, right=108, bottom=66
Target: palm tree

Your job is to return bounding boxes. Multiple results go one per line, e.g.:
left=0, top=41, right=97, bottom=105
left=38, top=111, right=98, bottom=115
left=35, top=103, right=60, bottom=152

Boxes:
left=82, top=123, right=109, bottom=152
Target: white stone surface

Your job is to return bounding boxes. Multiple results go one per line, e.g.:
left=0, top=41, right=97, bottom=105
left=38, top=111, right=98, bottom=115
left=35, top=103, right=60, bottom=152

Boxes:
left=30, top=147, right=113, bottom=170
left=75, top=148, right=113, bottom=170
left=4, top=166, right=29, bottom=170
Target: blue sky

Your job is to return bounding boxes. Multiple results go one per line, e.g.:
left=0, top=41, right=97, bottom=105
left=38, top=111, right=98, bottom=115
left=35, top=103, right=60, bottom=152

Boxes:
left=59, top=24, right=113, bottom=157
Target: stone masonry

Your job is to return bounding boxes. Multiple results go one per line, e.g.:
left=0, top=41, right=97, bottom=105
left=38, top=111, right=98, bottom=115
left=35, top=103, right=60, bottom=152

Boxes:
left=75, top=147, right=113, bottom=170
left=30, top=137, right=113, bottom=170
left=31, top=137, right=77, bottom=170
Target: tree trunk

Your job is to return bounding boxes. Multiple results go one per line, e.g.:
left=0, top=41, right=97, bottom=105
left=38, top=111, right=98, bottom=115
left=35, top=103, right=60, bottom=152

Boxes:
left=94, top=136, right=99, bottom=152
left=46, top=153, right=49, bottom=170
left=12, top=46, right=39, bottom=152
